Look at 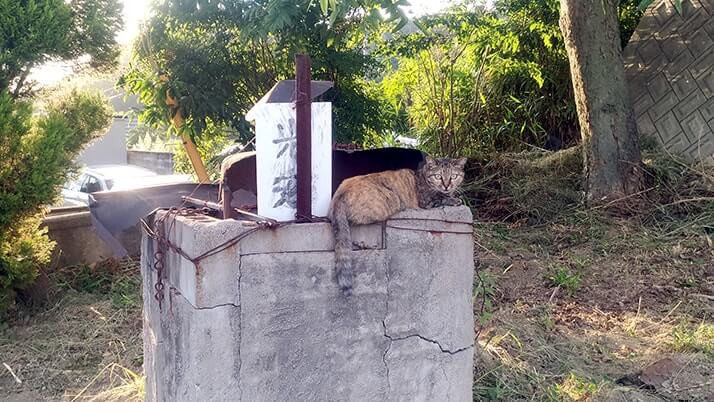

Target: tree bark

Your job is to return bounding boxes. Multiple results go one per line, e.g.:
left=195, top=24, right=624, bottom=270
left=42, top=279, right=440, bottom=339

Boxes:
left=559, top=0, right=644, bottom=205
left=11, top=67, right=31, bottom=99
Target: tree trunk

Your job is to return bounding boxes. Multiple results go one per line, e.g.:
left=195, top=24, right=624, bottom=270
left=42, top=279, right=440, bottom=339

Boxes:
left=559, top=0, right=644, bottom=205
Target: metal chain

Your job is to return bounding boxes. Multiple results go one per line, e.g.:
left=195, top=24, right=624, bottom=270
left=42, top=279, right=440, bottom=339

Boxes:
left=141, top=206, right=279, bottom=311
left=140, top=207, right=471, bottom=312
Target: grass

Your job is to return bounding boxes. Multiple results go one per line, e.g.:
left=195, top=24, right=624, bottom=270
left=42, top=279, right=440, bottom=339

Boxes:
left=671, top=322, right=714, bottom=357
left=470, top=148, right=714, bottom=401
left=551, top=373, right=600, bottom=402
left=545, top=265, right=582, bottom=296
left=69, top=363, right=143, bottom=402
left=0, top=258, right=142, bottom=401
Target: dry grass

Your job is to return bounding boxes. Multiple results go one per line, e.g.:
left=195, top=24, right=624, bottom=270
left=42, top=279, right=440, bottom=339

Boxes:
left=469, top=148, right=714, bottom=401
left=473, top=218, right=713, bottom=400
left=0, top=259, right=142, bottom=401
left=69, top=363, right=143, bottom=402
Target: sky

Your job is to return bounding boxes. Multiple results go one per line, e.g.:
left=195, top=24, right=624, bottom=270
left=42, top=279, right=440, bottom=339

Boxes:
left=118, top=0, right=456, bottom=43
left=32, top=0, right=456, bottom=86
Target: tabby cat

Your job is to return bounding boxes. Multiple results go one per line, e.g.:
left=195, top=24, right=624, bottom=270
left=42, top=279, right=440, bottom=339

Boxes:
left=329, top=155, right=467, bottom=295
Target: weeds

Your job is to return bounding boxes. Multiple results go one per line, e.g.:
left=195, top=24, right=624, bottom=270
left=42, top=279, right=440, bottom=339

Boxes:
left=474, top=269, right=496, bottom=327
left=464, top=147, right=583, bottom=224
left=0, top=259, right=142, bottom=399
left=545, top=265, right=581, bottom=296
left=471, top=149, right=714, bottom=400
left=550, top=373, right=600, bottom=401
left=672, top=322, right=714, bottom=356
left=53, top=259, right=141, bottom=309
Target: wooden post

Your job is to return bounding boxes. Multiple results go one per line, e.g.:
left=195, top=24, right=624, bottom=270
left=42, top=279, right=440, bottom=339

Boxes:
left=295, top=54, right=312, bottom=221
left=159, top=75, right=210, bottom=183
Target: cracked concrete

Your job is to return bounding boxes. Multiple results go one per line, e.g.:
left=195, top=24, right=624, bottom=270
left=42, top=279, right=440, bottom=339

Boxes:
left=143, top=206, right=474, bottom=401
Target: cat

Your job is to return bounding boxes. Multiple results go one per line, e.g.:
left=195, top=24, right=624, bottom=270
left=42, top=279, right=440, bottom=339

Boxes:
left=328, top=155, right=467, bottom=295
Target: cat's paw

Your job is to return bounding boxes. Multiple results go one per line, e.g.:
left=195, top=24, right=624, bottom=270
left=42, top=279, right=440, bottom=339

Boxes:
left=441, top=197, right=463, bottom=207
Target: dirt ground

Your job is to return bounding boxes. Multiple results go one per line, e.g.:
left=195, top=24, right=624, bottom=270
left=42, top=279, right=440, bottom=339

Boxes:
left=0, top=259, right=143, bottom=401
left=473, top=213, right=714, bottom=401
left=0, top=212, right=712, bottom=401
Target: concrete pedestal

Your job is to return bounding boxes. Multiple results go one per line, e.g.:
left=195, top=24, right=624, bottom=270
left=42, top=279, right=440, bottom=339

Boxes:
left=142, top=206, right=474, bottom=402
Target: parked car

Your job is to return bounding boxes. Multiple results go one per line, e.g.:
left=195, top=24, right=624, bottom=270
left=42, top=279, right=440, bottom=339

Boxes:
left=61, top=165, right=192, bottom=206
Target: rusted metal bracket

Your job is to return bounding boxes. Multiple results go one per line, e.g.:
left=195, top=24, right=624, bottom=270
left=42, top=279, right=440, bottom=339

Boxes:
left=295, top=54, right=312, bottom=222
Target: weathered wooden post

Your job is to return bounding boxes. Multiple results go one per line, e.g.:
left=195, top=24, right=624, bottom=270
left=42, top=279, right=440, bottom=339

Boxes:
left=159, top=74, right=210, bottom=183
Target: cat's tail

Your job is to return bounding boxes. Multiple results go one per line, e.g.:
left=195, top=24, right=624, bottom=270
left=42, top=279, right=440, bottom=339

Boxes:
left=330, top=200, right=353, bottom=296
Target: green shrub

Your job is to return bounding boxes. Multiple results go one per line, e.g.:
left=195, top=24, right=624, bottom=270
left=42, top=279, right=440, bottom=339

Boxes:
left=0, top=215, right=55, bottom=312
left=377, top=0, right=643, bottom=157
left=0, top=89, right=112, bottom=315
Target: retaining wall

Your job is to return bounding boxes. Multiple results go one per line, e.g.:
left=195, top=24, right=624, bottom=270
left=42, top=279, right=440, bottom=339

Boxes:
left=43, top=206, right=114, bottom=267
left=127, top=150, right=175, bottom=175
left=624, top=0, right=714, bottom=162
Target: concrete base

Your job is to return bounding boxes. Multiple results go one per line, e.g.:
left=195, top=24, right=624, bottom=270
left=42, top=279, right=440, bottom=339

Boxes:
left=142, top=207, right=474, bottom=402
left=43, top=206, right=114, bottom=266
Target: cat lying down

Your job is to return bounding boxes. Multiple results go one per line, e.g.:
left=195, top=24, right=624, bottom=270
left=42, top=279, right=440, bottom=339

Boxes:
left=328, top=155, right=466, bottom=295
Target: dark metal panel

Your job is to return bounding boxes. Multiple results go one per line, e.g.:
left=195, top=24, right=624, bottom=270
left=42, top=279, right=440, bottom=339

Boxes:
left=89, top=183, right=219, bottom=256
left=221, top=147, right=424, bottom=199
left=254, top=80, right=333, bottom=104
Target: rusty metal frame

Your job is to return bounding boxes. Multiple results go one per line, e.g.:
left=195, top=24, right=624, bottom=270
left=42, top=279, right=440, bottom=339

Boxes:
left=295, top=54, right=312, bottom=222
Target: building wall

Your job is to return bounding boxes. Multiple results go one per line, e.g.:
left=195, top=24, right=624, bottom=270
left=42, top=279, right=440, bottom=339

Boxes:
left=77, top=117, right=128, bottom=166
left=127, top=150, right=175, bottom=174
left=624, top=0, right=714, bottom=162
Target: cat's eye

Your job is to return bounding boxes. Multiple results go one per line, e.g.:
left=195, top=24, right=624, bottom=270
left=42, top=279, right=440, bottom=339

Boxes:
left=451, top=174, right=458, bottom=179
left=434, top=174, right=442, bottom=180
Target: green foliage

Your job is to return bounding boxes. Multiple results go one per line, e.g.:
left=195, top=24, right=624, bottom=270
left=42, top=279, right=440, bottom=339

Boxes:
left=318, top=0, right=414, bottom=32
left=378, top=0, right=643, bottom=157
left=0, top=215, right=54, bottom=313
left=0, top=89, right=112, bottom=314
left=0, top=0, right=123, bottom=97
left=0, top=90, right=112, bottom=228
left=121, top=0, right=392, bottom=146
left=378, top=1, right=575, bottom=156
left=54, top=259, right=142, bottom=309
left=619, top=1, right=644, bottom=47
left=474, top=270, right=495, bottom=326
left=672, top=322, right=714, bottom=356
left=545, top=264, right=581, bottom=296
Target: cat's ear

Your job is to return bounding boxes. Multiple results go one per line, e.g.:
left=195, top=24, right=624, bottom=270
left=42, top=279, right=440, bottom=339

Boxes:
left=455, top=157, right=467, bottom=169
left=424, top=155, right=435, bottom=165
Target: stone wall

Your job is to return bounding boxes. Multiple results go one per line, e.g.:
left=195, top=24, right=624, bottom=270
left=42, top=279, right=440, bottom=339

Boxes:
left=43, top=206, right=114, bottom=267
left=127, top=150, right=175, bottom=175
left=142, top=207, right=474, bottom=402
left=624, top=0, right=714, bottom=162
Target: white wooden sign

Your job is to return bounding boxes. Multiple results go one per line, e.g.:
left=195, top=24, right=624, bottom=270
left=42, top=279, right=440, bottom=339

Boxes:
left=246, top=102, right=332, bottom=222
